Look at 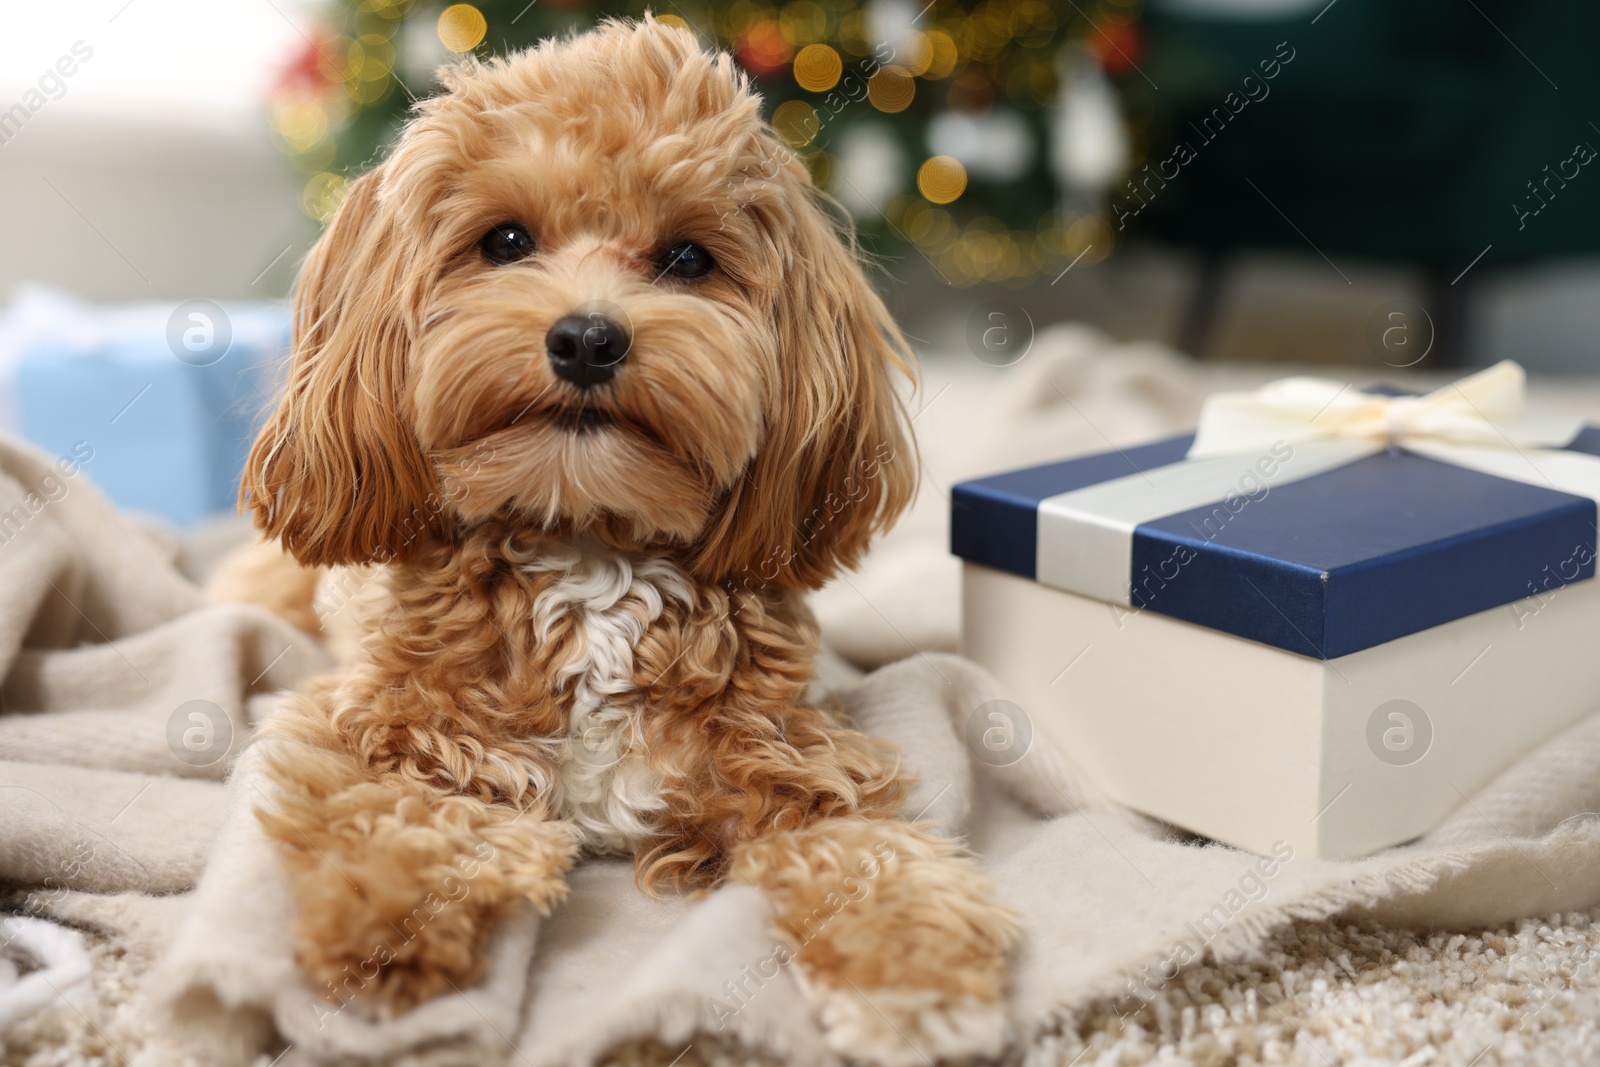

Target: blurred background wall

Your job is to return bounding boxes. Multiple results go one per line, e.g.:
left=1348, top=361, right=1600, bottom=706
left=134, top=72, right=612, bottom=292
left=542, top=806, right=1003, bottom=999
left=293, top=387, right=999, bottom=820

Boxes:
left=0, top=0, right=317, bottom=300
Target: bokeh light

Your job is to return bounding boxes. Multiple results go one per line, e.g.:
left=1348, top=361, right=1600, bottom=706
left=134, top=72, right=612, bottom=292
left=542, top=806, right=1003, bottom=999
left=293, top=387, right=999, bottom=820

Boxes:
left=738, top=18, right=793, bottom=74
left=302, top=172, right=350, bottom=222
left=917, top=155, right=967, bottom=204
left=793, top=43, right=842, bottom=91
left=923, top=30, right=958, bottom=79
left=270, top=98, right=330, bottom=155
left=905, top=201, right=957, bottom=251
left=437, top=4, right=487, bottom=53
left=867, top=67, right=915, bottom=113
left=1067, top=214, right=1117, bottom=265
left=350, top=33, right=396, bottom=80
left=836, top=10, right=870, bottom=55
left=899, top=32, right=933, bottom=77
left=772, top=99, right=820, bottom=146
left=779, top=0, right=829, bottom=45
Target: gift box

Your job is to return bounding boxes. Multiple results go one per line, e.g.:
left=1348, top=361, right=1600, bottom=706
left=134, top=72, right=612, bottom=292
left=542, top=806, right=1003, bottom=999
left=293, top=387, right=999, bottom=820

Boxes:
left=952, top=362, right=1600, bottom=859
left=6, top=287, right=289, bottom=526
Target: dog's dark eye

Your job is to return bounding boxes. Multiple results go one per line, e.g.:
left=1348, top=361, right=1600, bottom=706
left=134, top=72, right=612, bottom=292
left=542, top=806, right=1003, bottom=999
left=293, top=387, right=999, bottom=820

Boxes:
left=480, top=223, right=536, bottom=265
left=656, top=241, right=714, bottom=279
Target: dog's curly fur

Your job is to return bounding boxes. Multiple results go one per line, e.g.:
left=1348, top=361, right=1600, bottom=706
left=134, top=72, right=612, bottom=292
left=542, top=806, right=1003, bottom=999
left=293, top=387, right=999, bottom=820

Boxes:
left=231, top=18, right=1018, bottom=1062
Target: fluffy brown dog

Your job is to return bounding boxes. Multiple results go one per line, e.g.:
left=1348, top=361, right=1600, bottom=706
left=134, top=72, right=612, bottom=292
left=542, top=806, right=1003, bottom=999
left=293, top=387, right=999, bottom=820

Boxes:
left=236, top=18, right=1018, bottom=1064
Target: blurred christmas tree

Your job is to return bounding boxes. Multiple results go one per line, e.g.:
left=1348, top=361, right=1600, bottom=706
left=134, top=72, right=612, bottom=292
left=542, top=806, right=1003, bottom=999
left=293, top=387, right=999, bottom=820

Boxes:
left=269, top=0, right=1148, bottom=286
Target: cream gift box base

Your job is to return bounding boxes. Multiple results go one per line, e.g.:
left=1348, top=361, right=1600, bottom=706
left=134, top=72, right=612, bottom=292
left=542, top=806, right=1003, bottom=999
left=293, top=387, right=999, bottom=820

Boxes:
left=961, top=562, right=1600, bottom=860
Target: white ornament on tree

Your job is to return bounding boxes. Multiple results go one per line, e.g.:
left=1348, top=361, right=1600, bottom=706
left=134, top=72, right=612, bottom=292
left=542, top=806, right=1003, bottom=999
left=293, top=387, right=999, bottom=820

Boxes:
left=865, top=0, right=924, bottom=62
left=834, top=123, right=906, bottom=218
left=398, top=6, right=450, bottom=87
left=1051, top=50, right=1129, bottom=198
left=928, top=109, right=1036, bottom=183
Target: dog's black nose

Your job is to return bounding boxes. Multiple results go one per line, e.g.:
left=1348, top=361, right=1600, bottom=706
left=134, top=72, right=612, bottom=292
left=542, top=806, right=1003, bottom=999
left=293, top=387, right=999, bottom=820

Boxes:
left=545, top=313, right=628, bottom=388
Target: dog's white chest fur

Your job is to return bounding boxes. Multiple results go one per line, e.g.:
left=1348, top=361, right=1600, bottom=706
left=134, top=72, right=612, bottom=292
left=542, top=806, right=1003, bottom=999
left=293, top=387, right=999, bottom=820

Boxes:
left=521, top=542, right=692, bottom=854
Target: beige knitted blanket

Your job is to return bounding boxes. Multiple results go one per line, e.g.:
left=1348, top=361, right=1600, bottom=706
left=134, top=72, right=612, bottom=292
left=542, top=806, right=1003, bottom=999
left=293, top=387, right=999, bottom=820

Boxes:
left=4, top=327, right=1600, bottom=1066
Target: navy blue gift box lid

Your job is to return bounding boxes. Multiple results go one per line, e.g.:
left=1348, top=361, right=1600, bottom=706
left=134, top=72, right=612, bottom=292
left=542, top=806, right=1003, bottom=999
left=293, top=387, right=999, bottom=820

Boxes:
left=952, top=427, right=1600, bottom=660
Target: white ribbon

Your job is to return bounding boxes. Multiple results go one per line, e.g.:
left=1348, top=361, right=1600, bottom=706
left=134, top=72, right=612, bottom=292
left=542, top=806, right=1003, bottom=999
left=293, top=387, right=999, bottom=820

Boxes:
left=1187, top=361, right=1585, bottom=459
left=1034, top=361, right=1600, bottom=608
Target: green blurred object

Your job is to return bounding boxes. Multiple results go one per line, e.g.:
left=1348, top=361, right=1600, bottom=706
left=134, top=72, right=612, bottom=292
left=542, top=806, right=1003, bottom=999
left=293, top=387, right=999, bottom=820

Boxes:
left=1128, top=0, right=1600, bottom=270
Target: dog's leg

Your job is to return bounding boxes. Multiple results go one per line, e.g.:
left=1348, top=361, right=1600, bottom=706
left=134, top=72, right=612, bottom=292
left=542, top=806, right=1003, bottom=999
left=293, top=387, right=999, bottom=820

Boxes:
left=636, top=588, right=1020, bottom=1065
left=641, top=659, right=1019, bottom=1067
left=729, top=814, right=1019, bottom=1067
left=255, top=690, right=577, bottom=1016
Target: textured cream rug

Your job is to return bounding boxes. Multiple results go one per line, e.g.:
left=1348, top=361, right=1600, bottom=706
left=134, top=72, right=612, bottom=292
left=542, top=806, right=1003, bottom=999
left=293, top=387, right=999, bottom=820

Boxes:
left=8, top=906, right=1600, bottom=1066
left=1038, top=912, right=1600, bottom=1066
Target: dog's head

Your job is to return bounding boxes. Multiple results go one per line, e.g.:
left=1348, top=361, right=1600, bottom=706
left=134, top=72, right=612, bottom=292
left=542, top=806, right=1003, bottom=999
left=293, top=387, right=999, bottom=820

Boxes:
left=243, top=18, right=914, bottom=590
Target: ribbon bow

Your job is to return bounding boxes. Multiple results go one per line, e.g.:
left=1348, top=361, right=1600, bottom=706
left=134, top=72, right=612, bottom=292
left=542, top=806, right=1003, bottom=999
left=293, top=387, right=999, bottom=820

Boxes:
left=1187, top=360, right=1585, bottom=459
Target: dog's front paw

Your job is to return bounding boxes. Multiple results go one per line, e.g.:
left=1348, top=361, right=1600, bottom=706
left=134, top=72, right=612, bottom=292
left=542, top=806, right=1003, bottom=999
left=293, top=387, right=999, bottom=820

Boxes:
left=259, top=737, right=578, bottom=1017
left=808, top=984, right=1009, bottom=1067
left=733, top=819, right=1020, bottom=1066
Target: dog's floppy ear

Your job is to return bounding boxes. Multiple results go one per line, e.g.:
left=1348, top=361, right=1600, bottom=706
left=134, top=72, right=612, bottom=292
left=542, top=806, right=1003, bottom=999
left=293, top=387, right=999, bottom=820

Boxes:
left=241, top=168, right=442, bottom=566
left=691, top=156, right=917, bottom=591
